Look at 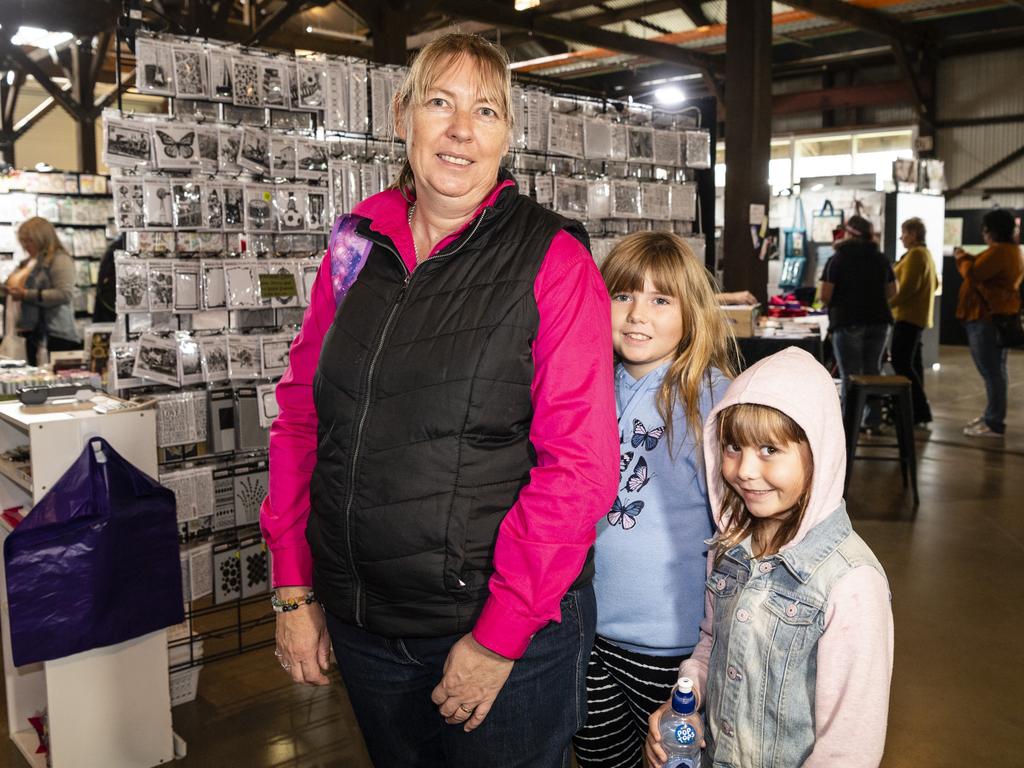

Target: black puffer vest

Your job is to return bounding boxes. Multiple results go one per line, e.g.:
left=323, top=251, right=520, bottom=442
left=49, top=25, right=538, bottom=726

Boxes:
left=310, top=177, right=593, bottom=638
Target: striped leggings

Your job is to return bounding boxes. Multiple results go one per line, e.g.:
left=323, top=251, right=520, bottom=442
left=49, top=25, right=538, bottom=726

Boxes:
left=572, top=635, right=688, bottom=768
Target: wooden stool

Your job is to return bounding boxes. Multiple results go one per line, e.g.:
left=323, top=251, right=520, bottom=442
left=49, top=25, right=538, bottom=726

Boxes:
left=843, top=374, right=919, bottom=506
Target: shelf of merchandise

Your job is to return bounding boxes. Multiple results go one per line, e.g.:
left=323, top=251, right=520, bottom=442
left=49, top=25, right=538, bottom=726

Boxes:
left=0, top=401, right=176, bottom=768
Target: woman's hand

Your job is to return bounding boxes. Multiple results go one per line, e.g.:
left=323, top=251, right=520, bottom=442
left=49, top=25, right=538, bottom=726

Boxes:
left=275, top=587, right=331, bottom=686
left=717, top=290, right=758, bottom=306
left=430, top=633, right=514, bottom=732
left=7, top=285, right=26, bottom=301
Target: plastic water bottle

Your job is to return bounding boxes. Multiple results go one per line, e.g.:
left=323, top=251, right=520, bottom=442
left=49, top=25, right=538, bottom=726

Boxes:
left=658, top=677, right=703, bottom=768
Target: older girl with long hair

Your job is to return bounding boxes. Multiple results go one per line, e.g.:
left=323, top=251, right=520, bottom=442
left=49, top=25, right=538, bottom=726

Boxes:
left=574, top=232, right=736, bottom=768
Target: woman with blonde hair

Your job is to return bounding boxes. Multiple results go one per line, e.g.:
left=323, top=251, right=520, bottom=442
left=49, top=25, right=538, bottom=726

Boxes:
left=889, top=217, right=938, bottom=426
left=260, top=33, right=619, bottom=766
left=573, top=232, right=735, bottom=767
left=5, top=217, right=79, bottom=365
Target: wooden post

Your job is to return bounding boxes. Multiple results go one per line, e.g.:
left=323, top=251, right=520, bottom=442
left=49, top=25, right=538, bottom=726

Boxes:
left=73, top=41, right=97, bottom=173
left=722, top=0, right=772, bottom=302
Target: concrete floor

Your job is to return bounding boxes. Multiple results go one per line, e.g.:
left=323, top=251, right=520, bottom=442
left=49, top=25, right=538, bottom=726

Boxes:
left=2, top=345, right=1021, bottom=767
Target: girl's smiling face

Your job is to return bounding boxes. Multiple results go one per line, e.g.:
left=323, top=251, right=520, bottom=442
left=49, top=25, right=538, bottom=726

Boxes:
left=611, top=275, right=684, bottom=379
left=721, top=438, right=810, bottom=528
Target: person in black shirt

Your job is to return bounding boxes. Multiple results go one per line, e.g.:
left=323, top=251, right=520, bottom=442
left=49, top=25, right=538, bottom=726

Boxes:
left=92, top=233, right=123, bottom=324
left=820, top=215, right=897, bottom=429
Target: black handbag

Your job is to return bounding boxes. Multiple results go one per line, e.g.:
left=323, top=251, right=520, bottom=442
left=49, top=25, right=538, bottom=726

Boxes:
left=976, top=288, right=1024, bottom=349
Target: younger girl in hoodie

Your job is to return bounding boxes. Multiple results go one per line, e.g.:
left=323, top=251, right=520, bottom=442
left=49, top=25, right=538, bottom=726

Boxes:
left=644, top=347, right=894, bottom=768
left=573, top=232, right=735, bottom=768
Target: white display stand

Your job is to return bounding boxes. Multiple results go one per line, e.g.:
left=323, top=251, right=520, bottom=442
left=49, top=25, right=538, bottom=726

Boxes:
left=0, top=401, right=175, bottom=768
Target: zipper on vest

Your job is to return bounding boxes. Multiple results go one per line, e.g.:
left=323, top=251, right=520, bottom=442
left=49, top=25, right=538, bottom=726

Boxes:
left=342, top=209, right=488, bottom=627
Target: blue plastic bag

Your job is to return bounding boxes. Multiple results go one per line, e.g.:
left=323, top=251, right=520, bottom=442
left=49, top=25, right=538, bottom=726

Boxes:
left=4, top=438, right=183, bottom=667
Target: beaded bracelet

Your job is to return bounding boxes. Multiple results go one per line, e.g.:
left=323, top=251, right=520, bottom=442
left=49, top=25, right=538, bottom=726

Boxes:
left=271, top=590, right=317, bottom=613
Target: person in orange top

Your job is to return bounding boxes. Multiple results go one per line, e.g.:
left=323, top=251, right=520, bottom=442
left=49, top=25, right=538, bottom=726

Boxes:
left=955, top=208, right=1023, bottom=438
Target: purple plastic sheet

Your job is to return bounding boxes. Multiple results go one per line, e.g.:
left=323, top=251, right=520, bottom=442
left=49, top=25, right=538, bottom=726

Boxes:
left=4, top=438, right=184, bottom=666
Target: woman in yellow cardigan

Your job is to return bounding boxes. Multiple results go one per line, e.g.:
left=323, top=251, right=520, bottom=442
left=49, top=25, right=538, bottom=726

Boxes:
left=889, top=217, right=938, bottom=426
left=955, top=208, right=1023, bottom=438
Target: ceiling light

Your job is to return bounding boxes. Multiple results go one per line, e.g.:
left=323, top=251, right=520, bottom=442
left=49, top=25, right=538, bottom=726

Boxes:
left=305, top=26, right=367, bottom=43
left=810, top=183, right=824, bottom=192
left=5, top=71, right=13, bottom=85
left=509, top=52, right=573, bottom=70
left=654, top=86, right=686, bottom=106
left=10, top=26, right=73, bottom=49
left=515, top=0, right=541, bottom=9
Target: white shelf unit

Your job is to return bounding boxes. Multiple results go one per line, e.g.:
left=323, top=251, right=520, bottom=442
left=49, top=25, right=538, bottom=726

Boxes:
left=0, top=401, right=175, bottom=768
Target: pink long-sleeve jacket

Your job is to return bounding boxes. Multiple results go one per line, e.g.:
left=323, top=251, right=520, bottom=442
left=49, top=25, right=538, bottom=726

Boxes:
left=259, top=178, right=619, bottom=659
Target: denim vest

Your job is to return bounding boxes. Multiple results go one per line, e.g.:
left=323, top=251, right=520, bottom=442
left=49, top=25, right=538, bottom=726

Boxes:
left=704, top=504, right=886, bottom=767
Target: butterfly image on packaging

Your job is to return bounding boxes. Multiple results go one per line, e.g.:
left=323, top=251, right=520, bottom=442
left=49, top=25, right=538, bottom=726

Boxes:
left=630, top=418, right=665, bottom=451
left=153, top=124, right=198, bottom=170
left=607, top=497, right=644, bottom=530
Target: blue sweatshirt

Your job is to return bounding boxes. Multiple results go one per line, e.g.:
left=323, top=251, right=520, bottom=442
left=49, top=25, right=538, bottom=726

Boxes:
left=593, top=361, right=730, bottom=656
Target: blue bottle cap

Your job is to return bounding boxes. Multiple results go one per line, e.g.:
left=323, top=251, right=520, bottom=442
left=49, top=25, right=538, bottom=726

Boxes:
left=672, top=677, right=696, bottom=715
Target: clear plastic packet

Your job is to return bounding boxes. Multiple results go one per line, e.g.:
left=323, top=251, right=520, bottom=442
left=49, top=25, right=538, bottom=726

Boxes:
left=152, top=121, right=199, bottom=171
left=627, top=126, right=655, bottom=163
left=208, top=46, right=235, bottom=103
left=201, top=261, right=227, bottom=309
left=260, top=58, right=289, bottom=108
left=237, top=127, right=270, bottom=175
left=295, top=58, right=327, bottom=110
left=270, top=135, right=297, bottom=178
left=244, top=184, right=275, bottom=232
left=641, top=183, right=672, bottom=221
left=172, top=180, right=203, bottom=229
left=133, top=332, right=181, bottom=387
left=172, top=43, right=209, bottom=99
left=217, top=126, right=243, bottom=174
left=306, top=189, right=328, bottom=231
left=274, top=186, right=308, bottom=232
left=683, top=130, right=711, bottom=169
left=587, top=179, right=611, bottom=220
left=224, top=260, right=260, bottom=308
left=113, top=176, right=146, bottom=230
left=201, top=183, right=224, bottom=231
left=653, top=130, right=681, bottom=167
left=348, top=59, right=369, bottom=134
left=553, top=177, right=589, bottom=219
left=195, top=124, right=219, bottom=174
left=103, top=115, right=152, bottom=169
left=232, top=55, right=263, bottom=107
left=582, top=118, right=612, bottom=161
left=173, top=261, right=201, bottom=312
left=135, top=36, right=175, bottom=96
left=110, top=341, right=145, bottom=389
left=143, top=178, right=174, bottom=229
left=221, top=182, right=245, bottom=231
left=115, top=259, right=150, bottom=312
left=548, top=112, right=584, bottom=158
left=611, top=180, right=642, bottom=218
left=324, top=60, right=349, bottom=131
left=227, top=334, right=262, bottom=379
left=147, top=259, right=175, bottom=311
left=670, top=183, right=697, bottom=221
left=199, top=335, right=230, bottom=382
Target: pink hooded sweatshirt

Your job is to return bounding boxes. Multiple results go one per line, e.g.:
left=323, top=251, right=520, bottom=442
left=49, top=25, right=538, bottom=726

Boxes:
left=680, top=347, right=894, bottom=767
left=259, top=179, right=619, bottom=659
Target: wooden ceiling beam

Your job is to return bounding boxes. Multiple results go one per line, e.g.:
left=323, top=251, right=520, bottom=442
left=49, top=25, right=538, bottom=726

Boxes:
left=435, top=0, right=721, bottom=72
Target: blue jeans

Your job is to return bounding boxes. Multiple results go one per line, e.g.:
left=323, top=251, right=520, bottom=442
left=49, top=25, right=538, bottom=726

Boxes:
left=964, top=320, right=1008, bottom=433
left=832, top=323, right=890, bottom=427
left=326, top=585, right=596, bottom=768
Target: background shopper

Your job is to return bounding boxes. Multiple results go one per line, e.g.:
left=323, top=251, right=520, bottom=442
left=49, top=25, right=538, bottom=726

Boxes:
left=820, top=215, right=896, bottom=429
left=7, top=217, right=80, bottom=366
left=955, top=208, right=1023, bottom=438
left=260, top=33, right=618, bottom=767
left=889, top=217, right=939, bottom=426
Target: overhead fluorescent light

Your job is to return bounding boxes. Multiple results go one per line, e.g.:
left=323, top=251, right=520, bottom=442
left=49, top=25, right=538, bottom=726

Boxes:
left=509, top=52, right=573, bottom=70
left=10, top=27, right=73, bottom=49
left=305, top=26, right=367, bottom=43
left=515, top=0, right=541, bottom=9
left=654, top=86, right=686, bottom=106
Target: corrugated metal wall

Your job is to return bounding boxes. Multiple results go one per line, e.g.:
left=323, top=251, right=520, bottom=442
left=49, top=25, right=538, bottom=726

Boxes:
left=937, top=49, right=1024, bottom=210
